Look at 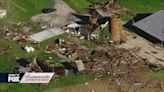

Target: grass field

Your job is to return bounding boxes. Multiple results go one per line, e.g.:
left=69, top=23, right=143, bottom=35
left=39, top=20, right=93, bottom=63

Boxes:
left=7, top=0, right=53, bottom=21
left=118, top=0, right=164, bottom=13
left=0, top=53, right=19, bottom=72
left=63, top=0, right=91, bottom=14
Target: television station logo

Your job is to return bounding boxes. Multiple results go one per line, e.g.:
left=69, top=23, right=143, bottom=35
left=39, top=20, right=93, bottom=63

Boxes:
left=8, top=74, right=20, bottom=83
left=7, top=73, right=54, bottom=83
left=0, top=73, right=54, bottom=83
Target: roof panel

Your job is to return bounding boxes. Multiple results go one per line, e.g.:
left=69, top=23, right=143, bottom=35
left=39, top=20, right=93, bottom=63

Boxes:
left=133, top=10, right=164, bottom=42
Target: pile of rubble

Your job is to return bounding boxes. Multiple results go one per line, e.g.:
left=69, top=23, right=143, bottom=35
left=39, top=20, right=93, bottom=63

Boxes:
left=58, top=42, right=79, bottom=58
left=82, top=47, right=141, bottom=72
left=45, top=43, right=56, bottom=53
left=48, top=38, right=142, bottom=73
left=0, top=28, right=28, bottom=44
left=17, top=58, right=65, bottom=77
left=55, top=41, right=142, bottom=73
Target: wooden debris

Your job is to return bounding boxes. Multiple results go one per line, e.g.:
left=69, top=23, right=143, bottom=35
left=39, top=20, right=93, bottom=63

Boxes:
left=45, top=43, right=56, bottom=53
left=75, top=59, right=85, bottom=72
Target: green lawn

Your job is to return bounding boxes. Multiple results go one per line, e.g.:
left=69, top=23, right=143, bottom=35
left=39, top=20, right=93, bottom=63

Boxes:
left=0, top=53, right=19, bottom=73
left=8, top=0, right=53, bottom=21
left=63, top=0, right=92, bottom=14
left=118, top=0, right=164, bottom=20
left=118, top=0, right=164, bottom=13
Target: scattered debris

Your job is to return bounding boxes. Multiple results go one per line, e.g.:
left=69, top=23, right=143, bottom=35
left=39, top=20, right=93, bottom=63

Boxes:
left=85, top=82, right=89, bottom=85
left=52, top=67, right=65, bottom=77
left=75, top=59, right=85, bottom=72
left=45, top=43, right=56, bottom=53
left=89, top=1, right=133, bottom=17
left=23, top=26, right=31, bottom=33
left=17, top=58, right=65, bottom=76
left=0, top=9, right=7, bottom=18
left=0, top=46, right=10, bottom=53
left=0, top=27, right=28, bottom=44
left=66, top=23, right=82, bottom=29
left=58, top=43, right=77, bottom=57
left=82, top=47, right=141, bottom=72
left=18, top=66, right=30, bottom=73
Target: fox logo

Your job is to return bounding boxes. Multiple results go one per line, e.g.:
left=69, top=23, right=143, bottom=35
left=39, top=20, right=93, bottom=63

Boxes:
left=8, top=74, right=20, bottom=83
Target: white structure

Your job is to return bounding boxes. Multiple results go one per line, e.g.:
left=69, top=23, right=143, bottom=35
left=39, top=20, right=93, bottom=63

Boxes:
left=67, top=23, right=81, bottom=28
left=24, top=46, right=35, bottom=53
left=101, top=21, right=109, bottom=29
left=28, top=27, right=64, bottom=42
left=0, top=9, right=7, bottom=18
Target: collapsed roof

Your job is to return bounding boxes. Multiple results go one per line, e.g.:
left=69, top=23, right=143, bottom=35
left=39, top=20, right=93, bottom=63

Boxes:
left=133, top=10, right=164, bottom=42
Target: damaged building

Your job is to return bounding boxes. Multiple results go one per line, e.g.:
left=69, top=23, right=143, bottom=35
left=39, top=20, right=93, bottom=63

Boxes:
left=65, top=16, right=110, bottom=40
